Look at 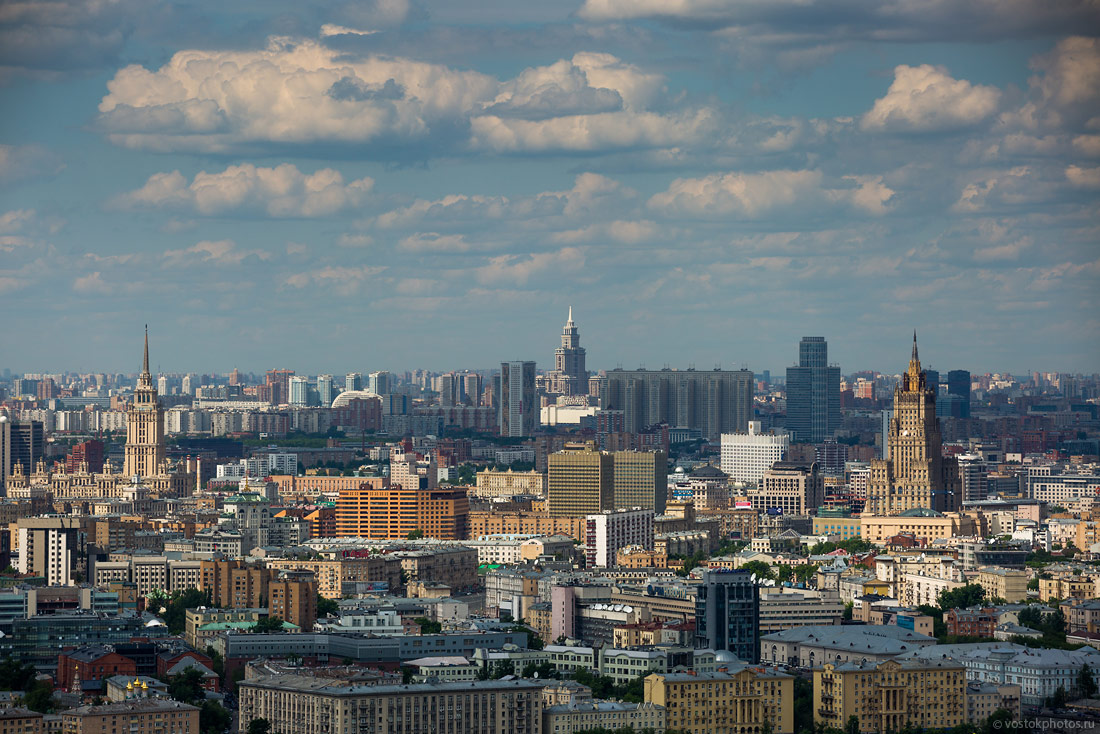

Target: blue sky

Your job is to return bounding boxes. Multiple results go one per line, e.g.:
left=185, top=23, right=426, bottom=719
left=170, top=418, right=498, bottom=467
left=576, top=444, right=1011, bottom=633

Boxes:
left=2, top=0, right=1098, bottom=377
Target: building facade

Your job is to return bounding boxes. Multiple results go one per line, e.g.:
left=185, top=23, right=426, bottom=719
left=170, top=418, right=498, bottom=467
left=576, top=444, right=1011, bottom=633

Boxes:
left=785, top=336, right=841, bottom=443
left=500, top=361, right=537, bottom=438
left=695, top=570, right=760, bottom=663
left=547, top=308, right=588, bottom=397
left=720, top=422, right=789, bottom=485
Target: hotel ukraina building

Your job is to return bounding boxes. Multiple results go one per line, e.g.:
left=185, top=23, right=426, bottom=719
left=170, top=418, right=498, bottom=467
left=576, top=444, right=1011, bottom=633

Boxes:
left=5, top=329, right=194, bottom=500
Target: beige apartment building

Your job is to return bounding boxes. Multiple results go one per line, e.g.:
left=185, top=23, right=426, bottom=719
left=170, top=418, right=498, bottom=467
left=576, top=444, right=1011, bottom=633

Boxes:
left=748, top=462, right=823, bottom=516
left=238, top=674, right=543, bottom=734
left=814, top=659, right=966, bottom=733
left=473, top=469, right=545, bottom=499
left=268, top=556, right=403, bottom=599
left=62, top=699, right=199, bottom=734
left=976, top=566, right=1030, bottom=603
left=645, top=668, right=794, bottom=734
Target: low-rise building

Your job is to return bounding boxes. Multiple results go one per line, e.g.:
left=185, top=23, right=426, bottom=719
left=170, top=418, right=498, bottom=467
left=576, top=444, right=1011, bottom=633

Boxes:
left=814, top=658, right=967, bottom=733
left=976, top=567, right=1029, bottom=603
left=543, top=701, right=665, bottom=734
left=645, top=666, right=794, bottom=734
left=238, top=674, right=543, bottom=734
left=760, top=625, right=937, bottom=668
left=966, top=680, right=1022, bottom=721
left=61, top=699, right=199, bottom=734
left=0, top=708, right=43, bottom=734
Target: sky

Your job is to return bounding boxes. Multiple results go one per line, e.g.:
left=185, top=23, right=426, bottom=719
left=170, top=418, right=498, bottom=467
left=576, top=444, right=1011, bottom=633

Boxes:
left=1, top=0, right=1099, bottom=378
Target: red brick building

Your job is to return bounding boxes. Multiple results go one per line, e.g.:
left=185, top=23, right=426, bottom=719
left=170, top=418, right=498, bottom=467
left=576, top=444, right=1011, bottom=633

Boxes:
left=58, top=647, right=137, bottom=693
left=946, top=607, right=997, bottom=638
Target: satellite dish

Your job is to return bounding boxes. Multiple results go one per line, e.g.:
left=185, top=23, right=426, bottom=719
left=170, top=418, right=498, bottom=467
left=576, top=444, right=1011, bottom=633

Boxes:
left=750, top=573, right=757, bottom=583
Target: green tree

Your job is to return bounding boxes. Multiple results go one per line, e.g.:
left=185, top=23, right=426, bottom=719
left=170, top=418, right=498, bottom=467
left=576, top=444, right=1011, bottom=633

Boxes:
left=791, top=564, right=819, bottom=586
left=980, top=709, right=1013, bottom=734
left=168, top=668, right=206, bottom=705
left=200, top=700, right=231, bottom=734
left=0, top=657, right=37, bottom=691
left=845, top=715, right=860, bottom=734
left=1047, top=685, right=1069, bottom=709
left=414, top=617, right=442, bottom=634
left=842, top=602, right=853, bottom=621
left=22, top=682, right=55, bottom=714
left=317, top=594, right=340, bottom=617
left=1077, top=663, right=1098, bottom=699
left=792, top=677, right=814, bottom=734
left=246, top=718, right=271, bottom=734
left=406, top=529, right=425, bottom=540
left=741, top=560, right=774, bottom=581
left=509, top=624, right=544, bottom=650
left=937, top=584, right=987, bottom=611
left=252, top=615, right=285, bottom=634
left=158, top=588, right=213, bottom=635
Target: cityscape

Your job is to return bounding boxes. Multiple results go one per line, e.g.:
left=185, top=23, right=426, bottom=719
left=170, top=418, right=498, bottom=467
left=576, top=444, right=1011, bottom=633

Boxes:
left=3, top=2, right=1100, bottom=734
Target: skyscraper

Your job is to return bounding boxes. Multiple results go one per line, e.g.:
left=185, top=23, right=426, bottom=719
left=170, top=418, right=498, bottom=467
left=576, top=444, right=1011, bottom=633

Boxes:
left=547, top=307, right=588, bottom=396
left=499, top=361, right=536, bottom=437
left=785, top=336, right=841, bottom=443
left=345, top=372, right=362, bottom=392
left=547, top=442, right=613, bottom=517
left=695, top=569, right=760, bottom=662
left=288, top=376, right=309, bottom=406
left=368, top=371, right=392, bottom=395
left=316, top=375, right=335, bottom=407
left=124, top=327, right=167, bottom=479
left=864, top=333, right=960, bottom=515
left=947, top=370, right=971, bottom=419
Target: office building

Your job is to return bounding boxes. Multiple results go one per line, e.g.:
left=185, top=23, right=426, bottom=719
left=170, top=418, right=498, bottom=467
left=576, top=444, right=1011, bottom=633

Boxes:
left=612, top=450, right=667, bottom=513
left=547, top=443, right=613, bottom=517
left=865, top=334, right=959, bottom=515
left=720, top=421, right=788, bottom=485
left=749, top=461, right=824, bottom=516
left=6, top=419, right=45, bottom=481
left=63, top=700, right=199, bottom=734
left=645, top=668, right=793, bottom=734
left=814, top=658, right=966, bottom=733
left=0, top=417, right=9, bottom=490
left=547, top=307, right=588, bottom=396
left=499, top=361, right=537, bottom=437
left=66, top=440, right=105, bottom=473
left=16, top=516, right=88, bottom=586
left=601, top=368, right=754, bottom=442
left=785, top=336, right=841, bottom=443
left=585, top=509, right=654, bottom=567
left=238, top=674, right=543, bottom=734
left=695, top=569, right=760, bottom=663
left=947, top=370, right=971, bottom=418
left=957, top=453, right=989, bottom=503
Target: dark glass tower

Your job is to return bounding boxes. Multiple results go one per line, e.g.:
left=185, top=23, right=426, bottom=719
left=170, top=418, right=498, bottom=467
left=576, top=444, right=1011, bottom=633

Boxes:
left=694, top=569, right=760, bottom=662
left=786, top=336, right=841, bottom=443
left=947, top=370, right=971, bottom=418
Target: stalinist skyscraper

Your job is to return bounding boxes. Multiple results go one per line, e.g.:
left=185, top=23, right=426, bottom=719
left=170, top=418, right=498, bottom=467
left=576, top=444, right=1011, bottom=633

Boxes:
left=123, top=326, right=167, bottom=478
left=865, top=333, right=959, bottom=515
left=547, top=307, right=588, bottom=396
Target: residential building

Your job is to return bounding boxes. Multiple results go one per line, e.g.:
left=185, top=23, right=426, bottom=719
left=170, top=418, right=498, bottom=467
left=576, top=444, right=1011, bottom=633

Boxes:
left=720, top=421, right=789, bottom=485
left=601, top=368, right=754, bottom=442
left=585, top=509, right=654, bottom=568
left=695, top=570, right=760, bottom=663
left=749, top=461, right=823, bottom=516
left=0, top=709, right=42, bottom=734
left=268, top=557, right=403, bottom=598
left=760, top=625, right=937, bottom=668
left=645, top=667, right=793, bottom=734
left=814, top=658, right=967, bottom=733
left=547, top=443, right=613, bottom=517
left=473, top=469, right=545, bottom=499
left=124, top=328, right=167, bottom=479
left=335, top=484, right=469, bottom=540
left=16, top=516, right=89, bottom=586
left=500, top=361, right=537, bottom=438
left=543, top=701, right=664, bottom=734
left=612, top=450, right=668, bottom=513
left=238, top=674, right=543, bottom=734
left=62, top=699, right=198, bottom=734
left=976, top=567, right=1029, bottom=604
left=786, top=336, right=841, bottom=443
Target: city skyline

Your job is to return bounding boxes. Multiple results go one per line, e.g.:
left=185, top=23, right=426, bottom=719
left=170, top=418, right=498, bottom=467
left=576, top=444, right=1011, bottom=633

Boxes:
left=2, top=1, right=1098, bottom=374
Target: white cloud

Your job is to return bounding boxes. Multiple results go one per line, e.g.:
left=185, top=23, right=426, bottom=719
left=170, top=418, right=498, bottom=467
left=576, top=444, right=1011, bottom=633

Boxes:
left=0, top=209, right=36, bottom=234
left=647, top=169, right=893, bottom=217
left=861, top=64, right=1001, bottom=133
left=398, top=232, right=471, bottom=253
left=284, top=265, right=385, bottom=295
left=73, top=271, right=113, bottom=295
left=475, top=247, right=585, bottom=285
left=97, top=38, right=713, bottom=156
left=319, top=24, right=376, bottom=37
left=550, top=220, right=660, bottom=245
left=163, top=239, right=269, bottom=265
left=1066, top=164, right=1100, bottom=187
left=116, top=163, right=374, bottom=217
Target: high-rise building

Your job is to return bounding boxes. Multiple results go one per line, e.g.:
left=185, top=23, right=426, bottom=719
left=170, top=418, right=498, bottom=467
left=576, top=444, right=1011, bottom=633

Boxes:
left=0, top=416, right=9, bottom=490
left=749, top=461, right=824, bottom=516
left=288, top=376, right=309, bottom=406
left=266, top=369, right=295, bottom=405
left=585, top=508, right=654, bottom=567
left=815, top=440, right=848, bottom=477
left=345, top=372, right=362, bottom=392
left=67, top=439, right=105, bottom=473
left=695, top=569, right=760, bottom=662
left=864, top=333, right=960, bottom=515
left=720, top=421, right=789, bottom=485
left=17, top=517, right=88, bottom=586
left=462, top=373, right=483, bottom=406
left=785, top=337, right=841, bottom=443
left=334, top=484, right=469, bottom=539
left=499, top=361, right=536, bottom=437
left=368, top=371, right=392, bottom=395
left=124, top=328, right=166, bottom=479
left=7, top=419, right=45, bottom=480
left=947, top=369, right=971, bottom=418
left=547, top=307, right=588, bottom=396
left=316, top=375, right=335, bottom=407
left=612, top=450, right=668, bottom=513
left=547, top=442, right=613, bottom=517
left=601, top=368, right=754, bottom=442
left=957, top=453, right=988, bottom=503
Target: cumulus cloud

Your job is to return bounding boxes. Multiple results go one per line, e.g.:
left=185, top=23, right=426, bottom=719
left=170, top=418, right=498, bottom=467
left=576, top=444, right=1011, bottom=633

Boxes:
left=475, top=247, right=585, bottom=285
left=97, top=38, right=713, bottom=156
left=284, top=265, right=385, bottom=295
left=1022, top=36, right=1100, bottom=131
left=1066, top=164, right=1100, bottom=187
left=0, top=0, right=137, bottom=75
left=861, top=65, right=1001, bottom=133
left=116, top=163, right=374, bottom=217
left=647, top=169, right=894, bottom=217
left=398, top=232, right=471, bottom=253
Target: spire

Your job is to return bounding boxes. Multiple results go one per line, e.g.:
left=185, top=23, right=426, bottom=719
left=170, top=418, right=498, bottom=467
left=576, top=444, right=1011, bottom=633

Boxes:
left=142, top=324, right=150, bottom=375
left=567, top=306, right=573, bottom=324
left=911, top=329, right=918, bottom=362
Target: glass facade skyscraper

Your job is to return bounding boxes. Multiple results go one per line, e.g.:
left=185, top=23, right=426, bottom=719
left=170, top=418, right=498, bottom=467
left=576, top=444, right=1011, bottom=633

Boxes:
left=694, top=569, right=760, bottom=662
left=785, top=336, right=841, bottom=443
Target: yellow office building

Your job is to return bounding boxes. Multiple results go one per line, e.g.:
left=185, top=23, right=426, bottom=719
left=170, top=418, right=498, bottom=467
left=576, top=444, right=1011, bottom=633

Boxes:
left=645, top=668, right=794, bottom=734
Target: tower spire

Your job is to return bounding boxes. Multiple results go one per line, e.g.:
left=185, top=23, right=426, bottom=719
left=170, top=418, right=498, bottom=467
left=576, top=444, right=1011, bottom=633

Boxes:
left=567, top=306, right=573, bottom=324
left=912, top=329, right=918, bottom=362
left=142, top=324, right=150, bottom=375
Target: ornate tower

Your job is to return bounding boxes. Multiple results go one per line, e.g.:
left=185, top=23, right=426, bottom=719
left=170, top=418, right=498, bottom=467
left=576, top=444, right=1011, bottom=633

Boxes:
left=864, top=332, right=957, bottom=515
left=549, top=307, right=588, bottom=396
left=123, top=326, right=167, bottom=478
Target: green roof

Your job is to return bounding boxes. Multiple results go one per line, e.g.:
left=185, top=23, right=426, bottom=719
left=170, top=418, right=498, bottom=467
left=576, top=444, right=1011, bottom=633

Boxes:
left=897, top=507, right=946, bottom=518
